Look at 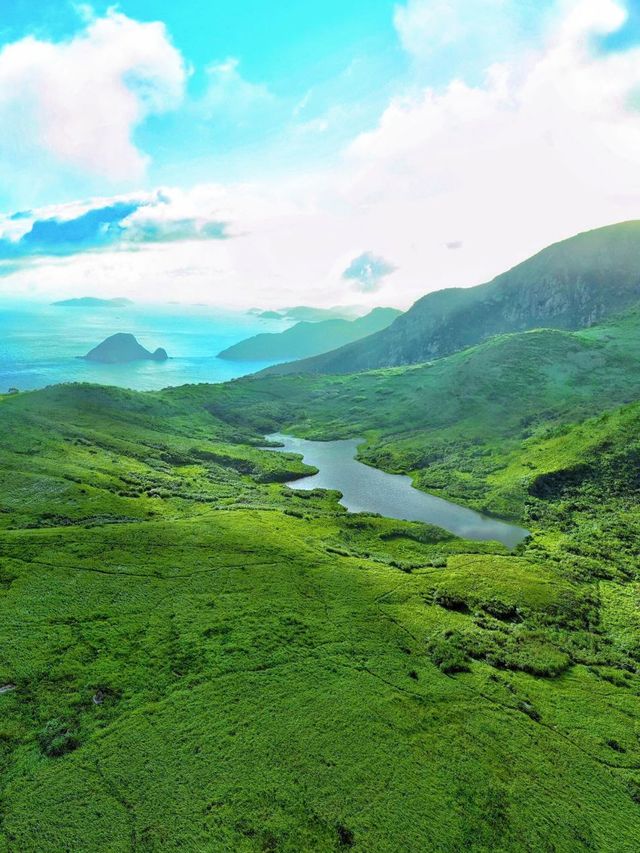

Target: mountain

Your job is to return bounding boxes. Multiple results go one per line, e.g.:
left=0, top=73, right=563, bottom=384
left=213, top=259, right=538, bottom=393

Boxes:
left=262, top=221, right=640, bottom=375
left=53, top=297, right=133, bottom=308
left=83, top=333, right=168, bottom=364
left=218, top=307, right=401, bottom=362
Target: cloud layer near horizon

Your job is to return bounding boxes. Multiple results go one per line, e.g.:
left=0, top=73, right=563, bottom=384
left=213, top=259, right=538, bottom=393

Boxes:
left=1, top=1, right=640, bottom=310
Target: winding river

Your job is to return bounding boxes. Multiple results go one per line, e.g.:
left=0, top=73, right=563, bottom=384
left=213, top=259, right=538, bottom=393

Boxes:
left=266, top=433, right=529, bottom=549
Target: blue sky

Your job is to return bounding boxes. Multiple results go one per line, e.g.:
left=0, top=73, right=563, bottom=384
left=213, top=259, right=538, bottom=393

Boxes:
left=0, top=1, right=640, bottom=308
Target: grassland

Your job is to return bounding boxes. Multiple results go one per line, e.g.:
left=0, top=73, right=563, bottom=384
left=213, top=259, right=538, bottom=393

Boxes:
left=0, top=311, right=639, bottom=849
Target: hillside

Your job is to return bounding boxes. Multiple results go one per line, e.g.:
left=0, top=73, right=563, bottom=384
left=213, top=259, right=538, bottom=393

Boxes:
left=1, top=351, right=640, bottom=847
left=262, top=221, right=640, bottom=375
left=218, top=307, right=401, bottom=361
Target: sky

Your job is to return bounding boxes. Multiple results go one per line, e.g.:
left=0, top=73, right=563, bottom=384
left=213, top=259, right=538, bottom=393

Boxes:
left=0, top=0, right=639, bottom=309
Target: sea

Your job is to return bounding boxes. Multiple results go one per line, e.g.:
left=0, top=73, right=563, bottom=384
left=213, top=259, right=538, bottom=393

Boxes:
left=0, top=300, right=290, bottom=393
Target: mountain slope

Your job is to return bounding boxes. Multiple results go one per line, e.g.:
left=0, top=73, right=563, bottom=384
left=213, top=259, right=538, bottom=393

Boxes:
left=2, top=339, right=640, bottom=847
left=218, top=307, right=401, bottom=361
left=263, top=220, right=640, bottom=375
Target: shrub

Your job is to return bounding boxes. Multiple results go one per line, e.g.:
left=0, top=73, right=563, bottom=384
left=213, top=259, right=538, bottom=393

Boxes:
left=337, top=824, right=355, bottom=847
left=517, top=701, right=541, bottom=722
left=426, top=633, right=470, bottom=674
left=38, top=719, right=80, bottom=758
left=433, top=591, right=471, bottom=613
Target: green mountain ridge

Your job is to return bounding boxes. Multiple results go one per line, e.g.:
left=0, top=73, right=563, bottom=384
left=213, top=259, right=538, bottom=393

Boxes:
left=261, top=220, right=640, bottom=375
left=218, top=307, right=401, bottom=361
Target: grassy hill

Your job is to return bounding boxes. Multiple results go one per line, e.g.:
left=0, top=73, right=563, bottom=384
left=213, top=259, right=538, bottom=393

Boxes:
left=263, top=221, right=640, bottom=375
left=0, top=306, right=640, bottom=847
left=218, top=307, right=401, bottom=362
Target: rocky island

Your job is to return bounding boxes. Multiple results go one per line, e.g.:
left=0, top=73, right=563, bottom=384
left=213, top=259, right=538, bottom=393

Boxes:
left=82, top=333, right=168, bottom=364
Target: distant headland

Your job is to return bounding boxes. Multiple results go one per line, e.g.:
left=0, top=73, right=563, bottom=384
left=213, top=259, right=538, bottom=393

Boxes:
left=53, top=297, right=133, bottom=308
left=247, top=305, right=363, bottom=322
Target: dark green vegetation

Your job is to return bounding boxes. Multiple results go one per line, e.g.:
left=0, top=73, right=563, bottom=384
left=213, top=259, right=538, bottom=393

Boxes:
left=218, top=307, right=401, bottom=362
left=53, top=297, right=133, bottom=308
left=264, top=220, right=640, bottom=375
left=1, top=305, right=640, bottom=849
left=83, top=333, right=168, bottom=364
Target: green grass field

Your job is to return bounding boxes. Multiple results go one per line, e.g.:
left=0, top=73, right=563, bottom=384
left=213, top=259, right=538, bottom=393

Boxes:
left=1, top=311, right=640, bottom=849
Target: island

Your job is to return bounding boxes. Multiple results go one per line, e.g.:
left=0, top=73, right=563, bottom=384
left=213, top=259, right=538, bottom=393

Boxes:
left=82, top=333, right=168, bottom=364
left=53, top=297, right=133, bottom=308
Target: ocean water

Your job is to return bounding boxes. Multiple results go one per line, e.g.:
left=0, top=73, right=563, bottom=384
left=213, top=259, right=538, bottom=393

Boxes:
left=0, top=301, right=290, bottom=393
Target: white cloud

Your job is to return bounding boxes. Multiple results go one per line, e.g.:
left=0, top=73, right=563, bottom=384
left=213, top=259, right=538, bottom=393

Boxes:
left=395, top=0, right=505, bottom=56
left=556, top=0, right=627, bottom=39
left=0, top=10, right=187, bottom=182
left=342, top=252, right=397, bottom=292
left=199, top=58, right=273, bottom=124
left=393, top=0, right=543, bottom=66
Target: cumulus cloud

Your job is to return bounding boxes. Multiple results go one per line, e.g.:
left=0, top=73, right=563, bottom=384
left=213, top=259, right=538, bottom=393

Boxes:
left=0, top=10, right=187, bottom=182
left=199, top=58, right=274, bottom=124
left=342, top=252, right=397, bottom=292
left=393, top=0, right=548, bottom=71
